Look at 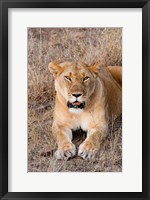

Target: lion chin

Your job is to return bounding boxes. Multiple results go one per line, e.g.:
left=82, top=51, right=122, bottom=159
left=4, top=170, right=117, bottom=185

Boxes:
left=69, top=108, right=83, bottom=114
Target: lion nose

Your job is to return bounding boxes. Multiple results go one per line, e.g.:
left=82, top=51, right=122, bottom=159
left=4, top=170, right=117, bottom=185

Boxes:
left=72, top=93, right=82, bottom=98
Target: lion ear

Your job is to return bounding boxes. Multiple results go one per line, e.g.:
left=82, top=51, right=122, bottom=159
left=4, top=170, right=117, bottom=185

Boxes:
left=90, top=63, right=101, bottom=74
left=48, top=61, right=62, bottom=77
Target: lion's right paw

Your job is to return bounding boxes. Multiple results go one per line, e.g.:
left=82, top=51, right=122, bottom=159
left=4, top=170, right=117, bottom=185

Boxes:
left=78, top=140, right=98, bottom=160
left=55, top=142, right=76, bottom=160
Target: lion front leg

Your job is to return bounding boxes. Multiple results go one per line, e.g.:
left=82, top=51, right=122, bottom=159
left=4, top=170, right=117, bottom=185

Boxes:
left=53, top=125, right=76, bottom=160
left=78, top=125, right=107, bottom=160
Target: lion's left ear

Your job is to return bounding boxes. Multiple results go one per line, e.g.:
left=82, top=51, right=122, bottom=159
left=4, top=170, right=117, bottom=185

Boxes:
left=90, top=63, right=101, bottom=74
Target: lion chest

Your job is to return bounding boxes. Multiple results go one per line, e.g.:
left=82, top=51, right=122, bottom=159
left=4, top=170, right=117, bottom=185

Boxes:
left=70, top=115, right=89, bottom=132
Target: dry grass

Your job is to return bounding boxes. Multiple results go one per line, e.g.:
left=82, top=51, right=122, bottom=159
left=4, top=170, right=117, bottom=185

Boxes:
left=28, top=28, right=122, bottom=172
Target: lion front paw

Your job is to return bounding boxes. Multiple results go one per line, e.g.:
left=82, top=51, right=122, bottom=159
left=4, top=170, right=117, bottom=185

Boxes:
left=78, top=140, right=98, bottom=160
left=55, top=142, right=76, bottom=160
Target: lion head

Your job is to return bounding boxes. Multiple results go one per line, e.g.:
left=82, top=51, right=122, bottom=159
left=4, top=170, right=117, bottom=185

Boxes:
left=48, top=61, right=101, bottom=114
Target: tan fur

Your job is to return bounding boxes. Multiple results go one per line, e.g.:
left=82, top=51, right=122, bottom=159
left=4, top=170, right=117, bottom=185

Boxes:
left=108, top=66, right=122, bottom=87
left=48, top=61, right=122, bottom=160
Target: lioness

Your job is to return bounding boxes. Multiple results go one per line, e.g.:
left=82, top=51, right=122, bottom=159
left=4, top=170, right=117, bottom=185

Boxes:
left=48, top=61, right=122, bottom=160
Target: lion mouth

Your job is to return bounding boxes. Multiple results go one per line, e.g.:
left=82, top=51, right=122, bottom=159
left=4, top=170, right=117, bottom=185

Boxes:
left=67, top=101, right=85, bottom=109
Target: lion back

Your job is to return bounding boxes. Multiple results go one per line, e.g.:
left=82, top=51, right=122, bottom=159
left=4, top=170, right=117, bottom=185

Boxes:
left=107, top=66, right=122, bottom=87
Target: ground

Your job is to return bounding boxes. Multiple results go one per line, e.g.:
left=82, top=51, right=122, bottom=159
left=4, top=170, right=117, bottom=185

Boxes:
left=28, top=28, right=122, bottom=172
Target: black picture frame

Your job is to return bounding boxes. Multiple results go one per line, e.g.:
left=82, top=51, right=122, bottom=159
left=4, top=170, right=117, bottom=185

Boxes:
left=0, top=0, right=150, bottom=199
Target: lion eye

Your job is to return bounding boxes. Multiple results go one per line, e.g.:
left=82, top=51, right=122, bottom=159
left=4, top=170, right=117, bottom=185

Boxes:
left=64, top=76, right=72, bottom=81
left=83, top=76, right=89, bottom=81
